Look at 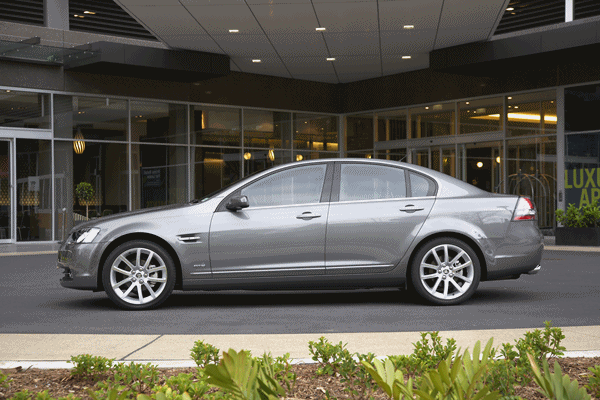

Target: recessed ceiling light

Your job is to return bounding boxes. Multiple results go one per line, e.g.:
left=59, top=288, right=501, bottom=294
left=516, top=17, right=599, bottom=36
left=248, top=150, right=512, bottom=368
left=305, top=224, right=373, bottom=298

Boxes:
left=425, top=107, right=429, bottom=110
left=229, top=29, right=239, bottom=33
left=326, top=57, right=335, bottom=61
left=508, top=96, right=512, bottom=99
left=316, top=27, right=326, bottom=31
left=403, top=25, right=414, bottom=29
left=73, top=14, right=84, bottom=18
left=5, top=90, right=10, bottom=93
left=252, top=59, right=261, bottom=63
left=465, top=102, right=470, bottom=104
left=83, top=11, right=96, bottom=14
left=402, top=55, right=411, bottom=59
left=506, top=7, right=514, bottom=11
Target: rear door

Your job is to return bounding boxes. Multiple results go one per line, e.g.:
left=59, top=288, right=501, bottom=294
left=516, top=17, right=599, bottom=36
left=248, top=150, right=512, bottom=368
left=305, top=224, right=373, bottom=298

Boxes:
left=325, top=162, right=436, bottom=275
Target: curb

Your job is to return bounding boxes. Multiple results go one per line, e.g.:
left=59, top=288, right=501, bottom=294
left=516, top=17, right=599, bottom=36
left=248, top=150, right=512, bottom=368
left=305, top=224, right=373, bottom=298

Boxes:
left=2, top=350, right=600, bottom=370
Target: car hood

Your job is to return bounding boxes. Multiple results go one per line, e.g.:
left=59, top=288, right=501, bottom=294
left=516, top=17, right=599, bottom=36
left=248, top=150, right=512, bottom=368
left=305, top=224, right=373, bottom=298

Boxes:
left=72, top=203, right=198, bottom=230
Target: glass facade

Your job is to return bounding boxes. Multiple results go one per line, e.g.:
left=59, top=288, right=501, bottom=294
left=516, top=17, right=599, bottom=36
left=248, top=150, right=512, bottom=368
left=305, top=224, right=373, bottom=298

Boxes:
left=0, top=88, right=340, bottom=242
left=349, top=90, right=558, bottom=229
left=0, top=80, right=594, bottom=240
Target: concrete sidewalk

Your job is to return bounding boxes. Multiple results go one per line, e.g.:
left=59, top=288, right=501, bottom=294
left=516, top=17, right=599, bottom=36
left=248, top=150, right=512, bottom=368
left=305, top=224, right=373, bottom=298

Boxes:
left=1, top=326, right=599, bottom=369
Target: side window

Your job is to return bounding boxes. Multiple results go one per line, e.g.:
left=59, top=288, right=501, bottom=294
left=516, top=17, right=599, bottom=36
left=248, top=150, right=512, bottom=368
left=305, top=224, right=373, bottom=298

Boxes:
left=410, top=172, right=436, bottom=197
left=340, top=164, right=407, bottom=201
left=241, top=164, right=327, bottom=208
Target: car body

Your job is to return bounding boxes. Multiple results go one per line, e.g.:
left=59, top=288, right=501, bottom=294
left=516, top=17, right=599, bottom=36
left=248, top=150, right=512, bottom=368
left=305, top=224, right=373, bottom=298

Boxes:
left=58, top=158, right=543, bottom=309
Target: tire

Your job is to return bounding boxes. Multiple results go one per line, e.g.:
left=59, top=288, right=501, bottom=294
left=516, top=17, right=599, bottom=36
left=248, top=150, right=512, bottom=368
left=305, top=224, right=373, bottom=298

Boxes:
left=102, top=240, right=176, bottom=310
left=410, top=237, right=481, bottom=305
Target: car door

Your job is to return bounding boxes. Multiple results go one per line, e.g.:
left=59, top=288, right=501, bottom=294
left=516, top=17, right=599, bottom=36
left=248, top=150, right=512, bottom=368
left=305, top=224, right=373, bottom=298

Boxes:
left=208, top=162, right=333, bottom=278
left=325, top=162, right=436, bottom=275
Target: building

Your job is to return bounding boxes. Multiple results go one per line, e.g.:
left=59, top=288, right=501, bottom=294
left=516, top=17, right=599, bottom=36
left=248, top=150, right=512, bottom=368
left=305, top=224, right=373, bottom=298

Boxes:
left=1, top=0, right=599, bottom=243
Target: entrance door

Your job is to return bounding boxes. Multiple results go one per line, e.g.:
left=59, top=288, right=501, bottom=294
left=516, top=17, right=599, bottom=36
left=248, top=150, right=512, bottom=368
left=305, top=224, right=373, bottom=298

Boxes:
left=0, top=140, right=12, bottom=242
left=459, top=141, right=502, bottom=193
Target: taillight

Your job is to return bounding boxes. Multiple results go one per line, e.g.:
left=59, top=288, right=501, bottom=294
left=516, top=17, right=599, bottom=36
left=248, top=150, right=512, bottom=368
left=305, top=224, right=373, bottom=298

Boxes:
left=513, top=197, right=536, bottom=221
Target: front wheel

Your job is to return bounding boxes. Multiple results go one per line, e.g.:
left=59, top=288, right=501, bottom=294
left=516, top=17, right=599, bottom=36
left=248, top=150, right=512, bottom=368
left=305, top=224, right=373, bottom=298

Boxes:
left=102, top=240, right=176, bottom=310
left=410, top=237, right=481, bottom=305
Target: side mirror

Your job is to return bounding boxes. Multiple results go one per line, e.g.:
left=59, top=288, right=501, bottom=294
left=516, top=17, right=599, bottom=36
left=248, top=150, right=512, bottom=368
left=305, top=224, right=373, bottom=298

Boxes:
left=226, top=195, right=249, bottom=211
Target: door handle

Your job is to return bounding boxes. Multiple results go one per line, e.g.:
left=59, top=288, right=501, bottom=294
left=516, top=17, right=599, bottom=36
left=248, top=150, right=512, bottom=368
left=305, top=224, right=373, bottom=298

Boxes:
left=296, top=211, right=321, bottom=220
left=399, top=205, right=424, bottom=213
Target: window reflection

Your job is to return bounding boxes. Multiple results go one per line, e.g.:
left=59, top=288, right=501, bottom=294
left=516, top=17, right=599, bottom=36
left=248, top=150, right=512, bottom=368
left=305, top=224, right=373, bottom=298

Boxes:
left=507, top=91, right=556, bottom=137
left=409, top=103, right=454, bottom=138
left=192, top=106, right=241, bottom=147
left=294, top=113, right=338, bottom=152
left=459, top=97, right=503, bottom=135
left=0, top=90, right=50, bottom=129
left=131, top=101, right=187, bottom=144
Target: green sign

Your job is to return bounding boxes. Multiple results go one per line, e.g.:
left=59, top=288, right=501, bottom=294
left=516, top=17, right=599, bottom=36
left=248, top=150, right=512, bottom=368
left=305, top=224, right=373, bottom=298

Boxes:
left=565, top=168, right=600, bottom=207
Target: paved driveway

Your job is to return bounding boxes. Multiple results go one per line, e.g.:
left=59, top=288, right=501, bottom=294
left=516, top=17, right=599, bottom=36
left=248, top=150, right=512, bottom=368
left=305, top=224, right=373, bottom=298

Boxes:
left=0, top=251, right=598, bottom=334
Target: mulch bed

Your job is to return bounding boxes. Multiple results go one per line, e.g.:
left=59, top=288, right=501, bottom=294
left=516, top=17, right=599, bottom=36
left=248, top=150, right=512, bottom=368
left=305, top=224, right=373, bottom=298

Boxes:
left=1, top=357, right=599, bottom=400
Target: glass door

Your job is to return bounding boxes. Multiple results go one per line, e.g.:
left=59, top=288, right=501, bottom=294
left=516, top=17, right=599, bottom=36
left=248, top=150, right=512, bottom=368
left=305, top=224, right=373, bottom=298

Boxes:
left=458, top=141, right=503, bottom=193
left=0, top=140, right=12, bottom=242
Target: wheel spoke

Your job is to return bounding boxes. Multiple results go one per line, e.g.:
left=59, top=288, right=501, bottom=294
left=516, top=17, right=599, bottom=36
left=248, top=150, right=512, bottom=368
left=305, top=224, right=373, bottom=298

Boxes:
left=143, top=281, right=157, bottom=299
left=120, top=283, right=136, bottom=299
left=117, top=255, right=136, bottom=270
left=422, top=262, right=438, bottom=269
left=450, top=279, right=465, bottom=293
left=147, top=265, right=166, bottom=274
left=113, top=277, right=132, bottom=289
left=443, top=245, right=449, bottom=263
left=449, top=251, right=466, bottom=266
left=146, top=276, right=167, bottom=283
left=137, top=284, right=144, bottom=302
left=143, top=251, right=155, bottom=269
left=112, top=266, right=131, bottom=276
left=454, top=274, right=472, bottom=283
left=431, top=249, right=442, bottom=266
left=443, top=280, right=449, bottom=296
left=431, top=277, right=442, bottom=293
left=136, top=248, right=142, bottom=268
left=453, top=260, right=472, bottom=272
left=421, top=273, right=437, bottom=280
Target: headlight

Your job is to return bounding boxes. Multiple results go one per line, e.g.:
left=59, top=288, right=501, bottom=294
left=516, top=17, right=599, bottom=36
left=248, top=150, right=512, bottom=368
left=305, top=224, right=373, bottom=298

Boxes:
left=71, top=227, right=100, bottom=243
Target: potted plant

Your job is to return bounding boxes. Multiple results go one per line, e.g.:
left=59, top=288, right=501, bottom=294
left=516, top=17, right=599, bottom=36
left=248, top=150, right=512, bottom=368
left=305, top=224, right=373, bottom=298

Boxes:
left=75, top=182, right=95, bottom=220
left=555, top=201, right=600, bottom=246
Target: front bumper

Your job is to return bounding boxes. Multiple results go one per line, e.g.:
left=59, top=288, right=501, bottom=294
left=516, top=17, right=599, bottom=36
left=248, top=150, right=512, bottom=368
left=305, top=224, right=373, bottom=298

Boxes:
left=57, top=242, right=104, bottom=290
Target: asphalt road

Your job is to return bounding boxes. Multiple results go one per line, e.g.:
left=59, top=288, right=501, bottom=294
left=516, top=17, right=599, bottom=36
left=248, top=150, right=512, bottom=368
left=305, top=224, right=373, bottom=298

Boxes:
left=0, top=251, right=598, bottom=335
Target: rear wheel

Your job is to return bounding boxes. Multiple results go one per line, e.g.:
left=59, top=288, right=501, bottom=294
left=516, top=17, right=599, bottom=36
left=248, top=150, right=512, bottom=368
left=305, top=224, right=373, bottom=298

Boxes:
left=102, top=240, right=176, bottom=310
left=410, top=237, right=480, bottom=305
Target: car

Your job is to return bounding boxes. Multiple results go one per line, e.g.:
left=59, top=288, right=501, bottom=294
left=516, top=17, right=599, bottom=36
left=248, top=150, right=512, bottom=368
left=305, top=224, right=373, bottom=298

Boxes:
left=57, top=158, right=543, bottom=310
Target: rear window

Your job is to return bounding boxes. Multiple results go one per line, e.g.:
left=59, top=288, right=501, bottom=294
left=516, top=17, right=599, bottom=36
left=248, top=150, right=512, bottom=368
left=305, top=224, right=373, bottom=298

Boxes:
left=410, top=172, right=436, bottom=197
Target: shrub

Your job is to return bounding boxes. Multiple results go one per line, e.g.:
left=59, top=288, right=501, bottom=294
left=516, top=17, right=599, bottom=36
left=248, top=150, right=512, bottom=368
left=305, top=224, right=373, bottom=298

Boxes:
left=190, top=340, right=220, bottom=368
left=556, top=201, right=600, bottom=228
left=69, top=354, right=114, bottom=379
left=388, top=331, right=457, bottom=375
left=585, top=365, right=600, bottom=398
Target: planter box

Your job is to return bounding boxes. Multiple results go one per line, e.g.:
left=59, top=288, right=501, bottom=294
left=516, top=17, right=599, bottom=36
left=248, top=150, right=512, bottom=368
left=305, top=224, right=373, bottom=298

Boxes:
left=555, top=227, right=600, bottom=246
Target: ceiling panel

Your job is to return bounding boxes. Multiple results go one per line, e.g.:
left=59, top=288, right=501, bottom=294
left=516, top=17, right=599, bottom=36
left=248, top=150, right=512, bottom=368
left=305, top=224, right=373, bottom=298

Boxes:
left=312, top=2, right=378, bottom=32
left=185, top=5, right=264, bottom=35
left=231, top=57, right=291, bottom=78
left=281, top=56, right=337, bottom=75
left=180, top=0, right=247, bottom=4
left=246, top=0, right=311, bottom=3
left=337, top=72, right=379, bottom=83
left=268, top=33, right=328, bottom=57
left=161, top=34, right=224, bottom=53
left=212, top=34, right=277, bottom=57
left=323, top=32, right=380, bottom=56
left=435, top=0, right=506, bottom=48
left=250, top=4, right=319, bottom=34
left=332, top=56, right=382, bottom=75
left=380, top=29, right=437, bottom=55
left=126, top=5, right=205, bottom=36
left=118, top=0, right=181, bottom=5
left=381, top=53, right=429, bottom=75
left=379, top=0, right=444, bottom=31
left=292, top=73, right=339, bottom=83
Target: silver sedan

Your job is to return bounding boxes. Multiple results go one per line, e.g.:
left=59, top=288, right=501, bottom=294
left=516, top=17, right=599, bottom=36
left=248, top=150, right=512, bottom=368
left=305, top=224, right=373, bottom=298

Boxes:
left=58, top=159, right=543, bottom=310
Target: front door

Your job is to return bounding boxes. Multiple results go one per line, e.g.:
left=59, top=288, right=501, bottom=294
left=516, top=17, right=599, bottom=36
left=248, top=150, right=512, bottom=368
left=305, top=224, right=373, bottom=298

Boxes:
left=0, top=140, right=12, bottom=242
left=208, top=163, right=332, bottom=278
